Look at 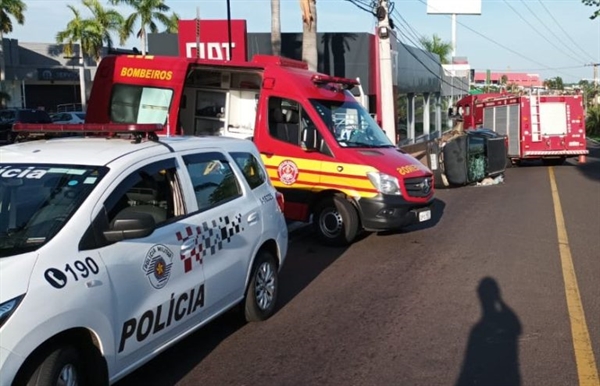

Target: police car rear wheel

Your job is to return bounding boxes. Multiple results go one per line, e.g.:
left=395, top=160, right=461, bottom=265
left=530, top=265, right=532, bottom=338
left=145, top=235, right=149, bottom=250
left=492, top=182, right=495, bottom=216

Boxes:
left=314, top=196, right=359, bottom=247
left=25, top=346, right=82, bottom=386
left=244, top=251, right=278, bottom=322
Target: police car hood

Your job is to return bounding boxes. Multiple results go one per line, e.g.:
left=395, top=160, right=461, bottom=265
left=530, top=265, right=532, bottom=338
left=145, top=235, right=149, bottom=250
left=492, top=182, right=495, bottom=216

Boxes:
left=0, top=252, right=37, bottom=301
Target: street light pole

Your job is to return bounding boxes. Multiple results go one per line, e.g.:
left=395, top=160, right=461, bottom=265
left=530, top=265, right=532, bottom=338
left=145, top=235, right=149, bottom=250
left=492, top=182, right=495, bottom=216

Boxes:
left=376, top=0, right=396, bottom=145
left=226, top=0, right=232, bottom=61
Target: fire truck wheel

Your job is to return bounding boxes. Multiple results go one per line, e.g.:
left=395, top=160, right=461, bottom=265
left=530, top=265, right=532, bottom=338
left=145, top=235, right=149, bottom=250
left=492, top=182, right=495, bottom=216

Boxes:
left=313, top=196, right=359, bottom=247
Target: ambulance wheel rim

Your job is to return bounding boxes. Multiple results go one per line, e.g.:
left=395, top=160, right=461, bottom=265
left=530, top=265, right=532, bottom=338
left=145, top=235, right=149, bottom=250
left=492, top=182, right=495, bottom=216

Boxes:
left=319, top=208, right=344, bottom=238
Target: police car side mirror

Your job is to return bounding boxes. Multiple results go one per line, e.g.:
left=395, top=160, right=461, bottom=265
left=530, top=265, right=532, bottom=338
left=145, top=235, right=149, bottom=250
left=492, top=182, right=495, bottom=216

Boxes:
left=104, top=211, right=156, bottom=242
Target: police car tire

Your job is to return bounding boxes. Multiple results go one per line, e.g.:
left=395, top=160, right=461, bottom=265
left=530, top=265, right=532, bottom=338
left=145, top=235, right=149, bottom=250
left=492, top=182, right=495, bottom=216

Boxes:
left=25, top=346, right=83, bottom=386
left=313, top=196, right=359, bottom=247
left=244, top=251, right=278, bottom=322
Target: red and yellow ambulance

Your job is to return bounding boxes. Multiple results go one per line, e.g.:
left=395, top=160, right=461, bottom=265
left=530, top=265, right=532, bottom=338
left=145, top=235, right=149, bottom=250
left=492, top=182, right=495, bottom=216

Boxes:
left=86, top=53, right=435, bottom=245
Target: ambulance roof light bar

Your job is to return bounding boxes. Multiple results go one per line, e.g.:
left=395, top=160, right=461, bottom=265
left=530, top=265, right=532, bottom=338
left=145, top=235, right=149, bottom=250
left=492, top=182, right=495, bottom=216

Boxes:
left=311, top=74, right=359, bottom=90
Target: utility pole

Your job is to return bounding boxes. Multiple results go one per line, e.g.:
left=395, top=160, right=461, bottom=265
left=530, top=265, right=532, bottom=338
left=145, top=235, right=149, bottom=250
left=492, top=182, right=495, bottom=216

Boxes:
left=585, top=63, right=599, bottom=105
left=376, top=0, right=396, bottom=144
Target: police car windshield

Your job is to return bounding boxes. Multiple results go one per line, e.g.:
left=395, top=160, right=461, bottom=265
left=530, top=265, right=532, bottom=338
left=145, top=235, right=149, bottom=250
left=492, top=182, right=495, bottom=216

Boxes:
left=0, top=164, right=108, bottom=257
left=310, top=95, right=394, bottom=148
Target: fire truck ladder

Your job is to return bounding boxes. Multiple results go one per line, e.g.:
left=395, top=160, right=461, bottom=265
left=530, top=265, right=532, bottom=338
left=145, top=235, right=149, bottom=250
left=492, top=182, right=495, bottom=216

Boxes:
left=530, top=95, right=541, bottom=142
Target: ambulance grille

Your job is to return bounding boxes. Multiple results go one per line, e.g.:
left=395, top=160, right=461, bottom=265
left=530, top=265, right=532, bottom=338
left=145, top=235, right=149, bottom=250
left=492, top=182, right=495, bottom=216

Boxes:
left=404, top=176, right=433, bottom=197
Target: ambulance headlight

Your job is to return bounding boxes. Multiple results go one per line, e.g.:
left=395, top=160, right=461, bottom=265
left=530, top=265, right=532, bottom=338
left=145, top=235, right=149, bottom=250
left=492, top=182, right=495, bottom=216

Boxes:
left=367, top=172, right=401, bottom=195
left=0, top=295, right=24, bottom=328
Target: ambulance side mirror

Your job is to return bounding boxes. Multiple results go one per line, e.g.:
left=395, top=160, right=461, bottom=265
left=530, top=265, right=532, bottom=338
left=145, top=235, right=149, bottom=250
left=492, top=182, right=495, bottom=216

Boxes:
left=301, top=125, right=318, bottom=152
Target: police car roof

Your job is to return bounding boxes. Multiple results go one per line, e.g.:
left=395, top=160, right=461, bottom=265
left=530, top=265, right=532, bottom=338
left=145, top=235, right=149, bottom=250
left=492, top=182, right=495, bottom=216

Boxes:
left=0, top=135, right=254, bottom=166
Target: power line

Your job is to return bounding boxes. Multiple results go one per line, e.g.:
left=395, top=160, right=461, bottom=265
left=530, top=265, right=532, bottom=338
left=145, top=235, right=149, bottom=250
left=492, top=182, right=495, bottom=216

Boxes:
left=536, top=0, right=597, bottom=62
left=517, top=0, right=589, bottom=64
left=502, top=0, right=581, bottom=64
left=411, top=0, right=580, bottom=80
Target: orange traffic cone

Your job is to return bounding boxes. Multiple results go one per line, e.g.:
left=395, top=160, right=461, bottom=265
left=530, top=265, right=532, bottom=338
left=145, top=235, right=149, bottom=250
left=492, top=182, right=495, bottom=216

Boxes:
left=578, top=155, right=587, bottom=164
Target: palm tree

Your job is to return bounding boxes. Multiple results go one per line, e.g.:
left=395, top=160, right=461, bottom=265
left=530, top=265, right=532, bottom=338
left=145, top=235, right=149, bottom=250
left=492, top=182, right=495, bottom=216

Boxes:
left=419, top=34, right=452, bottom=64
left=586, top=105, right=600, bottom=137
left=56, top=5, right=103, bottom=60
left=162, top=12, right=179, bottom=33
left=109, top=0, right=173, bottom=55
left=300, top=0, right=317, bottom=71
left=271, top=0, right=281, bottom=56
left=0, top=0, right=26, bottom=102
left=82, top=0, right=123, bottom=52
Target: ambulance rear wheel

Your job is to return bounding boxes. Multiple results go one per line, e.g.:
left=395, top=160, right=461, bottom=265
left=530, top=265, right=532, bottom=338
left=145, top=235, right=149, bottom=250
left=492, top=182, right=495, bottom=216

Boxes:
left=313, top=196, right=359, bottom=247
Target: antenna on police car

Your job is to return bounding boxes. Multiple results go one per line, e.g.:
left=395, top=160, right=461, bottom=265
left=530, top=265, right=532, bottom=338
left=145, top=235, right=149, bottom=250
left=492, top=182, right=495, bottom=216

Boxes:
left=195, top=7, right=200, bottom=59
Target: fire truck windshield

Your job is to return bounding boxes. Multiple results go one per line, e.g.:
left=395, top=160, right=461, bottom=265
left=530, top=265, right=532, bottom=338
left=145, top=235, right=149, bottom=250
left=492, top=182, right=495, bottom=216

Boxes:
left=110, top=84, right=173, bottom=124
left=310, top=98, right=393, bottom=148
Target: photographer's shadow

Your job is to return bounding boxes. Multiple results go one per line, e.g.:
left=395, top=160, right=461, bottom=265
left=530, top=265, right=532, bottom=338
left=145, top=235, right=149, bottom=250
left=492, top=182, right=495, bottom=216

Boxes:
left=456, top=277, right=522, bottom=386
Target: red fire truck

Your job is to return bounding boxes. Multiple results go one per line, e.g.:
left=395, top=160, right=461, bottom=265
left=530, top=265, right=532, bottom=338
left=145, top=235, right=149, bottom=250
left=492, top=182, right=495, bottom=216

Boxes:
left=455, top=93, right=588, bottom=165
left=79, top=53, right=435, bottom=246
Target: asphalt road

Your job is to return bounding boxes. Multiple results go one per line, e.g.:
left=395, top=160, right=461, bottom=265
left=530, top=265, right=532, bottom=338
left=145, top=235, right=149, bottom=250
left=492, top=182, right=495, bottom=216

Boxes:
left=116, top=143, right=599, bottom=386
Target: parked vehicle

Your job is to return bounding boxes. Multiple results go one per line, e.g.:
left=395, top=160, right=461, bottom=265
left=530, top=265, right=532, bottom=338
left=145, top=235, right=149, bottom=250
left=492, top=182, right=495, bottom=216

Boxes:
left=455, top=93, right=588, bottom=165
left=85, top=54, right=435, bottom=246
left=0, top=109, right=52, bottom=143
left=51, top=111, right=86, bottom=124
left=0, top=123, right=288, bottom=386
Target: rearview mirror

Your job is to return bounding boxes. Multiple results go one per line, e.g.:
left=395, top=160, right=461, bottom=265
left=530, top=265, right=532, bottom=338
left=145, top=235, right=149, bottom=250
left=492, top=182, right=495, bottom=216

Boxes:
left=103, top=211, right=156, bottom=242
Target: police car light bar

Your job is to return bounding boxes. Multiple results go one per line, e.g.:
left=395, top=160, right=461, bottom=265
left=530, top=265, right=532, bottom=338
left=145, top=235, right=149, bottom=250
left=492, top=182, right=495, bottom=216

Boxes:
left=311, top=75, right=359, bottom=89
left=12, top=123, right=163, bottom=133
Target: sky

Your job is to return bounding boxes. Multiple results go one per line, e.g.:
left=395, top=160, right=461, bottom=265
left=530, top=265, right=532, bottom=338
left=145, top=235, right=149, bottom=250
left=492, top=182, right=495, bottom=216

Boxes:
left=8, top=0, right=600, bottom=83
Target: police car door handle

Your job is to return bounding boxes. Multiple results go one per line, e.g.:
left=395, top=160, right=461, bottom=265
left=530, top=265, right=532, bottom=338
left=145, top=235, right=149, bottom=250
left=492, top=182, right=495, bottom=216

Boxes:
left=181, top=239, right=196, bottom=252
left=248, top=212, right=259, bottom=225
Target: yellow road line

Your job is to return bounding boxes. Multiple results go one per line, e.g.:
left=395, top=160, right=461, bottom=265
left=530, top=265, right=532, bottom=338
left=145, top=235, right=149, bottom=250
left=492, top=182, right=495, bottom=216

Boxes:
left=548, top=167, right=600, bottom=386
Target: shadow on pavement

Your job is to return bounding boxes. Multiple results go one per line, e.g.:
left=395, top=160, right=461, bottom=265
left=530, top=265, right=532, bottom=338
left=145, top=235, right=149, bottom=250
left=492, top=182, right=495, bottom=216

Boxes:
left=455, top=277, right=522, bottom=386
left=575, top=141, right=600, bottom=182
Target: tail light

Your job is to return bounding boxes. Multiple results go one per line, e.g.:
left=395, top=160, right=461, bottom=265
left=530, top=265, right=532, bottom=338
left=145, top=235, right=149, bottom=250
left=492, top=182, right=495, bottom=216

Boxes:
left=275, top=191, right=285, bottom=213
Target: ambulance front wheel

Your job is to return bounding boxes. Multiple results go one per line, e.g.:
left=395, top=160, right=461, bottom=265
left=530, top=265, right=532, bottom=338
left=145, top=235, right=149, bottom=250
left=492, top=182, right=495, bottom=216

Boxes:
left=313, top=196, right=359, bottom=247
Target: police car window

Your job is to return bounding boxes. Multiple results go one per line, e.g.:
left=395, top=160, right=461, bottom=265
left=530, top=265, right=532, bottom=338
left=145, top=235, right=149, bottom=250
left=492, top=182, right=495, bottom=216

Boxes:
left=182, top=152, right=242, bottom=211
left=230, top=152, right=266, bottom=190
left=110, top=84, right=173, bottom=124
left=104, top=161, right=183, bottom=228
left=0, top=164, right=108, bottom=258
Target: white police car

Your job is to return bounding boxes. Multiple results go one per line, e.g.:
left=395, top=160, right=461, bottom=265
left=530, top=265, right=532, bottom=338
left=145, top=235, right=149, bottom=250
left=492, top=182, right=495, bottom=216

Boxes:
left=0, top=124, right=288, bottom=385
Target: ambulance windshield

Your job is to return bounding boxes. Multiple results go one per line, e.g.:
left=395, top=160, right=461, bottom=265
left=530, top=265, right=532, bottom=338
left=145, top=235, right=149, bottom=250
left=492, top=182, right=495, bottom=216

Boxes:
left=310, top=96, right=394, bottom=148
left=110, top=84, right=173, bottom=124
left=0, top=164, right=107, bottom=257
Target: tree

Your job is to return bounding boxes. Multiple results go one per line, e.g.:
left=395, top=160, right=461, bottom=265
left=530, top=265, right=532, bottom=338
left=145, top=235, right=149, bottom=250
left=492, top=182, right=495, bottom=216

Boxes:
left=544, top=76, right=564, bottom=91
left=500, top=74, right=508, bottom=89
left=582, top=0, right=600, bottom=19
left=0, top=0, right=27, bottom=101
left=586, top=105, right=600, bottom=137
left=419, top=34, right=452, bottom=64
left=109, top=0, right=173, bottom=56
left=82, top=0, right=123, bottom=52
left=56, top=5, right=104, bottom=61
left=162, top=12, right=179, bottom=33
left=300, top=0, right=317, bottom=71
left=271, top=0, right=281, bottom=56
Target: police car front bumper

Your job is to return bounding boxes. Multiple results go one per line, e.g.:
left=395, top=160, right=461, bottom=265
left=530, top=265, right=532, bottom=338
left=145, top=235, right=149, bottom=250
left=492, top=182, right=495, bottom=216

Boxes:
left=356, top=194, right=434, bottom=231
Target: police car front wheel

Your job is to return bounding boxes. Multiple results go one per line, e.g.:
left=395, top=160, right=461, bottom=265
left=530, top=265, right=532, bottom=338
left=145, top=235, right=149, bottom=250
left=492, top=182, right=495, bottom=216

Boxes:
left=244, top=251, right=278, bottom=322
left=24, top=346, right=82, bottom=386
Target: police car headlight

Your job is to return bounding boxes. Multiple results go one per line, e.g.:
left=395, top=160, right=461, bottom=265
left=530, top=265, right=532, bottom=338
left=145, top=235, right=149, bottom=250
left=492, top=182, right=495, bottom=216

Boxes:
left=367, top=172, right=401, bottom=195
left=0, top=295, right=24, bottom=328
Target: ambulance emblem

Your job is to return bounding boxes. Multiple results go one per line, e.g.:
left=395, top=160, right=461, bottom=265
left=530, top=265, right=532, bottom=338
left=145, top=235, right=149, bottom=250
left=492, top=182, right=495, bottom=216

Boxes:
left=277, top=160, right=299, bottom=185
left=142, top=244, right=174, bottom=289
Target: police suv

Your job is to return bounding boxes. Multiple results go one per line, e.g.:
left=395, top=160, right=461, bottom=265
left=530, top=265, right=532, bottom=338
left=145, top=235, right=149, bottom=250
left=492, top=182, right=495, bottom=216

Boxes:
left=0, top=124, right=288, bottom=385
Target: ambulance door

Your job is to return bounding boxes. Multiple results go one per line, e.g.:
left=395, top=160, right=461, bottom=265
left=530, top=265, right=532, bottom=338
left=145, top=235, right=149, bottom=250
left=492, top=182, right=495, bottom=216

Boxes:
left=260, top=95, right=330, bottom=221
left=89, top=157, right=206, bottom=374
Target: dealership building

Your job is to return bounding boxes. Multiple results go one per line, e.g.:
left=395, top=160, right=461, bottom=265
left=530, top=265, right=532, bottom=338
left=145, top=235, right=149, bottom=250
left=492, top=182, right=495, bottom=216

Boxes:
left=1, top=20, right=468, bottom=137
